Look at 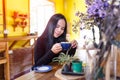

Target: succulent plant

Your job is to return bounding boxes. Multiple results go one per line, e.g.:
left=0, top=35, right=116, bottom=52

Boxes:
left=52, top=52, right=79, bottom=65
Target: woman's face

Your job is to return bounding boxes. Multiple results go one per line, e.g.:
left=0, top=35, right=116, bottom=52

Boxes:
left=53, top=19, right=66, bottom=38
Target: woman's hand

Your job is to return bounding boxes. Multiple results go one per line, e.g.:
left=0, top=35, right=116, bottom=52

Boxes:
left=70, top=40, right=78, bottom=48
left=51, top=43, right=62, bottom=54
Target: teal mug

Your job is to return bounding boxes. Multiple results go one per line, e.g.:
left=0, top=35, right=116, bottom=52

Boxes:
left=72, top=61, right=83, bottom=73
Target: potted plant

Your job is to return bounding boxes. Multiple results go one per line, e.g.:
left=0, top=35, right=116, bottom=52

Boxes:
left=52, top=52, right=80, bottom=72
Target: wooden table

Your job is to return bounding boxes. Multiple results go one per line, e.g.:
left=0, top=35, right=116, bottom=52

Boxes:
left=15, top=63, right=85, bottom=80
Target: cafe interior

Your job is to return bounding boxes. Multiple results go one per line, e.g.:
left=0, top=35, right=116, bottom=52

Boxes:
left=0, top=0, right=120, bottom=80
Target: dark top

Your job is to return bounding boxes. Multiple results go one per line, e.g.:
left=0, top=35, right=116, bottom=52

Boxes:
left=33, top=36, right=76, bottom=67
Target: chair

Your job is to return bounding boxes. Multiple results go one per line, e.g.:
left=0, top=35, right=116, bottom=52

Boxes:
left=0, top=42, right=10, bottom=80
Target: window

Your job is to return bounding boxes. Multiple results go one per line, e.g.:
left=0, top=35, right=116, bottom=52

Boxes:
left=30, top=0, right=55, bottom=36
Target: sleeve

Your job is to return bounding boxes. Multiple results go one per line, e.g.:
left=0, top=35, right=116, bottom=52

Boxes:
left=68, top=48, right=76, bottom=56
left=62, top=47, right=76, bottom=56
left=34, top=37, right=56, bottom=66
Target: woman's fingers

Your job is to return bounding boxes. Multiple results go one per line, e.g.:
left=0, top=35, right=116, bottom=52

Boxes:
left=51, top=43, right=62, bottom=54
left=71, top=40, right=78, bottom=48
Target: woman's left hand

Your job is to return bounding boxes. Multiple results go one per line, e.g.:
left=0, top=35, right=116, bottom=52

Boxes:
left=70, top=40, right=78, bottom=48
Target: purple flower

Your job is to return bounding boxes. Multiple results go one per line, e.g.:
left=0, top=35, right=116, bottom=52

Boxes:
left=86, top=0, right=109, bottom=18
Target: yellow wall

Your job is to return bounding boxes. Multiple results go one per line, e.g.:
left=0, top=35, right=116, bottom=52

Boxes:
left=0, top=0, right=29, bottom=38
left=0, top=0, right=29, bottom=48
left=1, top=0, right=86, bottom=40
left=50, top=0, right=87, bottom=41
left=0, top=0, right=86, bottom=48
left=49, top=0, right=65, bottom=15
left=0, top=0, right=3, bottom=37
left=64, top=0, right=87, bottom=41
left=6, top=0, right=29, bottom=37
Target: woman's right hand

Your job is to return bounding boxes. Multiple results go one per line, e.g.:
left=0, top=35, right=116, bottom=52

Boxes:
left=51, top=43, right=62, bottom=54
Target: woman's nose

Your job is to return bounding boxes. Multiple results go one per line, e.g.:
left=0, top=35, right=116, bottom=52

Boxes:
left=57, top=28, right=61, bottom=32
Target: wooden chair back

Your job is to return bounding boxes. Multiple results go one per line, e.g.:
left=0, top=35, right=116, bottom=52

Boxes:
left=0, top=41, right=10, bottom=80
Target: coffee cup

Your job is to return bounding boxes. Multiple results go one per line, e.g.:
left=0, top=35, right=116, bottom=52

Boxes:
left=60, top=42, right=71, bottom=50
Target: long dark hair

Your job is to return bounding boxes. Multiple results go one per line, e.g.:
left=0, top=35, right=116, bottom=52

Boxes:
left=41, top=13, right=67, bottom=49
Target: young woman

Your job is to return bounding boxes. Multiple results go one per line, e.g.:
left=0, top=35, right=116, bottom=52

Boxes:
left=33, top=13, right=78, bottom=67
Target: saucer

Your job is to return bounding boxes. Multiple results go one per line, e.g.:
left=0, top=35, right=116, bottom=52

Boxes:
left=34, top=65, right=52, bottom=73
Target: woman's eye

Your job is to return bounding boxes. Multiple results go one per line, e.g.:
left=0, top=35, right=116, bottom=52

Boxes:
left=56, top=24, right=65, bottom=30
left=61, top=28, right=65, bottom=30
